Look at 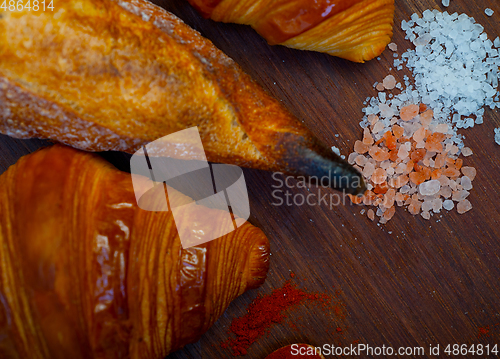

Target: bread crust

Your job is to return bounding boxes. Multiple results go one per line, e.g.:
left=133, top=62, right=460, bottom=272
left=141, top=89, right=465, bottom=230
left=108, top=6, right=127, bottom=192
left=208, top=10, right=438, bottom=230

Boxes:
left=0, top=0, right=364, bottom=193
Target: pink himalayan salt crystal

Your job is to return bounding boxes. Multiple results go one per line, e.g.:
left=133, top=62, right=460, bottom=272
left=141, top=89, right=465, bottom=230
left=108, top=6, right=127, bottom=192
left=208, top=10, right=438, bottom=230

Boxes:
left=408, top=199, right=422, bottom=215
left=372, top=121, right=385, bottom=134
left=367, top=209, right=375, bottom=221
left=369, top=146, right=391, bottom=161
left=395, top=163, right=406, bottom=174
left=400, top=104, right=419, bottom=121
left=388, top=42, right=398, bottom=51
left=363, top=128, right=374, bottom=145
left=383, top=206, right=396, bottom=220
left=422, top=200, right=433, bottom=212
left=420, top=109, right=434, bottom=125
left=437, top=175, right=450, bottom=186
left=435, top=124, right=448, bottom=133
left=353, top=165, right=363, bottom=172
left=461, top=147, right=473, bottom=156
left=376, top=83, right=385, bottom=91
left=421, top=211, right=431, bottom=220
left=432, top=198, right=443, bottom=213
left=461, top=166, right=476, bottom=181
left=371, top=167, right=387, bottom=184
left=395, top=192, right=405, bottom=202
left=397, top=145, right=409, bottom=159
left=416, top=141, right=426, bottom=149
left=452, top=190, right=469, bottom=202
left=393, top=174, right=409, bottom=188
left=434, top=152, right=447, bottom=168
left=382, top=188, right=396, bottom=208
left=348, top=152, right=358, bottom=164
left=354, top=140, right=369, bottom=154
left=439, top=186, right=452, bottom=198
left=413, top=127, right=426, bottom=143
left=355, top=155, right=368, bottom=166
left=363, top=162, right=376, bottom=177
left=457, top=199, right=472, bottom=214
left=382, top=75, right=396, bottom=90
left=392, top=126, right=404, bottom=140
left=368, top=114, right=379, bottom=126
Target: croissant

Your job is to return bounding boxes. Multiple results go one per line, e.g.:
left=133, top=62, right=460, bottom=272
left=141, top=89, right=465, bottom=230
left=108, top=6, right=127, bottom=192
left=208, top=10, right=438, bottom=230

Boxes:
left=187, top=0, right=395, bottom=62
left=0, top=0, right=364, bottom=195
left=0, top=145, right=270, bottom=358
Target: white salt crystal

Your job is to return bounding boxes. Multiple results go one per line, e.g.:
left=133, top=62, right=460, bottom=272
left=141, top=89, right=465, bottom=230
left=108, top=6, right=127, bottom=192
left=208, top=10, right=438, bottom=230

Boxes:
left=461, top=176, right=473, bottom=190
left=379, top=103, right=395, bottom=118
left=443, top=199, right=454, bottom=210
left=400, top=185, right=410, bottom=194
left=379, top=92, right=387, bottom=103
left=495, top=128, right=500, bottom=145
left=331, top=146, right=341, bottom=156
left=485, top=8, right=494, bottom=17
left=442, top=0, right=450, bottom=7
left=419, top=180, right=441, bottom=196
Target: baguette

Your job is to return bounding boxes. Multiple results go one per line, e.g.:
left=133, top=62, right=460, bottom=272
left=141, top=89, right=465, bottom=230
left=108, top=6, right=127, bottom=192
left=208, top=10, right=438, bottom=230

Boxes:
left=0, top=0, right=364, bottom=194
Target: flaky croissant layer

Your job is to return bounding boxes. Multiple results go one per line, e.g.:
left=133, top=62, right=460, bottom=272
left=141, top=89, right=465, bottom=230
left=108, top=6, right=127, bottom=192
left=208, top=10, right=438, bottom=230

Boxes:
left=0, top=145, right=270, bottom=358
left=188, top=0, right=395, bottom=62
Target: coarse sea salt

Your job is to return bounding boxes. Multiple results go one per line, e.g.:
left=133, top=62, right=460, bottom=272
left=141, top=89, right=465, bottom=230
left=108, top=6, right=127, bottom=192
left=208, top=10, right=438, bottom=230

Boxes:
left=347, top=9, right=493, bottom=224
left=360, top=10, right=500, bottom=150
left=495, top=128, right=500, bottom=145
left=331, top=146, right=341, bottom=156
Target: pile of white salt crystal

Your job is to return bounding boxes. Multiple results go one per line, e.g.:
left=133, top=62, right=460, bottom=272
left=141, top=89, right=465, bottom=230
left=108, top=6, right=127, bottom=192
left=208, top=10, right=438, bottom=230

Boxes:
left=347, top=104, right=476, bottom=223
left=362, top=10, right=500, bottom=149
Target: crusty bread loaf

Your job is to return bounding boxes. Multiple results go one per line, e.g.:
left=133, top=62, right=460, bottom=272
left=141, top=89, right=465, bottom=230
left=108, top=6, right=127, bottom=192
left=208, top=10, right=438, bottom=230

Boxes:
left=0, top=0, right=364, bottom=194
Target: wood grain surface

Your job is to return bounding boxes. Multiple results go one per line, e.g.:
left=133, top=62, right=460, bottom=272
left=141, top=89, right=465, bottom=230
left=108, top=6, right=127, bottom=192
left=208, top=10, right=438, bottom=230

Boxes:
left=1, top=0, right=500, bottom=358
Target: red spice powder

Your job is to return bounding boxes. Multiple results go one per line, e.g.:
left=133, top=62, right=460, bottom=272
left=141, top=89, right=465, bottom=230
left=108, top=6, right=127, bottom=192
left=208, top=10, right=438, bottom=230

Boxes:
left=221, top=281, right=334, bottom=356
left=478, top=325, right=490, bottom=338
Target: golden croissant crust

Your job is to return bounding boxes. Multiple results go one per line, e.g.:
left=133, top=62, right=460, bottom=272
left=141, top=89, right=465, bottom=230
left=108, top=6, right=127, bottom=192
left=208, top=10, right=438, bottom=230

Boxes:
left=0, top=145, right=270, bottom=359
left=188, top=0, right=395, bottom=62
left=0, top=0, right=365, bottom=194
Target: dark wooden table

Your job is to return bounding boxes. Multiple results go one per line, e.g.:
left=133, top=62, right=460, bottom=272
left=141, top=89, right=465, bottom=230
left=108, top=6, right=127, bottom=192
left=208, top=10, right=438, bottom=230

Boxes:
left=2, top=0, right=500, bottom=358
